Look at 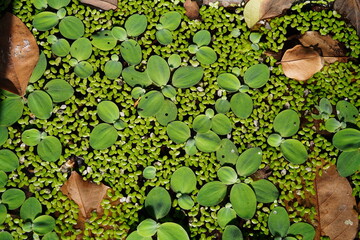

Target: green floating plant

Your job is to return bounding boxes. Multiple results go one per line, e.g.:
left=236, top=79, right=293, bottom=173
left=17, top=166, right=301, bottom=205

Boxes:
left=249, top=32, right=262, bottom=51
left=0, top=149, right=19, bottom=172
left=222, top=225, right=244, bottom=240
left=89, top=123, right=118, bottom=150
left=143, top=166, right=157, bottom=180
left=30, top=51, right=47, bottom=83
left=104, top=55, right=123, bottom=80
left=0, top=96, right=24, bottom=127
left=1, top=188, right=25, bottom=210
left=166, top=121, right=191, bottom=144
left=47, top=0, right=70, bottom=9
left=44, top=79, right=74, bottom=103
left=156, top=11, right=182, bottom=45
left=49, top=36, right=71, bottom=57
left=0, top=232, right=13, bottom=240
left=170, top=167, right=196, bottom=210
left=59, top=16, right=84, bottom=40
left=188, top=30, right=217, bottom=65
left=0, top=127, right=8, bottom=146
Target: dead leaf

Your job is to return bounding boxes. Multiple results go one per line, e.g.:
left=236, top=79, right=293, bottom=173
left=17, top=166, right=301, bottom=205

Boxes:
left=334, top=0, right=360, bottom=36
left=281, top=45, right=324, bottom=81
left=60, top=171, right=110, bottom=228
left=0, top=12, right=39, bottom=96
left=299, top=31, right=347, bottom=63
left=203, top=0, right=243, bottom=7
left=315, top=165, right=358, bottom=240
left=80, top=0, right=117, bottom=10
left=184, top=0, right=200, bottom=20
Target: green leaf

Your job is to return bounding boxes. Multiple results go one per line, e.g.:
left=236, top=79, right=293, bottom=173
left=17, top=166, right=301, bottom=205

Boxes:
left=70, top=38, right=92, bottom=61
left=30, top=51, right=47, bottom=83
left=28, top=90, right=53, bottom=119
left=216, top=139, right=239, bottom=165
left=0, top=149, right=19, bottom=172
left=161, top=85, right=177, bottom=100
left=122, top=66, right=152, bottom=87
left=157, top=222, right=189, bottom=240
left=288, top=222, right=315, bottom=240
left=211, top=114, right=232, bottom=135
left=236, top=147, right=262, bottom=177
left=230, top=183, right=256, bottom=219
left=137, top=219, right=158, bottom=237
left=111, top=27, right=127, bottom=41
left=0, top=232, right=13, bottom=240
left=155, top=100, right=177, bottom=126
left=38, top=136, right=62, bottom=162
left=42, top=232, right=59, bottom=240
left=0, top=171, right=8, bottom=188
left=166, top=121, right=191, bottom=144
left=156, top=29, right=173, bottom=45
left=47, top=0, right=70, bottom=9
left=250, top=179, right=279, bottom=203
left=33, top=0, right=47, bottom=9
left=21, top=129, right=41, bottom=146
left=59, top=16, right=84, bottom=40
left=197, top=181, right=227, bottom=206
left=2, top=188, right=25, bottom=210
left=215, top=99, right=231, bottom=114
left=33, top=215, right=56, bottom=235
left=280, top=139, right=308, bottom=164
left=168, top=54, right=181, bottom=68
left=0, top=204, right=7, bottom=224
left=217, top=73, right=241, bottom=92
left=145, top=187, right=171, bottom=220
left=74, top=61, right=93, bottom=78
left=196, top=47, right=217, bottom=65
left=222, top=225, right=244, bottom=240
left=249, top=32, right=262, bottom=44
left=318, top=98, right=332, bottom=115
left=125, top=14, right=147, bottom=37
left=172, top=66, right=203, bottom=88
left=0, top=127, right=8, bottom=146
left=20, top=197, right=42, bottom=221
left=120, top=40, right=142, bottom=65
left=193, top=115, right=211, bottom=133
left=324, top=118, right=342, bottom=133
left=333, top=128, right=360, bottom=152
left=92, top=30, right=117, bottom=51
left=104, top=60, right=123, bottom=80
left=217, top=207, right=237, bottom=229
left=217, top=167, right=238, bottom=185
left=268, top=207, right=290, bottom=237
left=243, top=0, right=261, bottom=28
left=336, top=100, right=358, bottom=123
left=90, top=123, right=118, bottom=150
left=185, top=139, right=198, bottom=156
left=33, top=12, right=59, bottom=31
left=230, top=93, right=253, bottom=119
left=51, top=38, right=70, bottom=57
left=143, top=166, right=156, bottom=179
left=244, top=64, right=270, bottom=88
left=267, top=133, right=282, bottom=147
left=273, top=109, right=300, bottom=137
left=177, top=194, right=194, bottom=210
left=126, top=232, right=152, bottom=240
left=147, top=55, right=170, bottom=86
left=337, top=150, right=360, bottom=177
left=0, top=97, right=24, bottom=127
left=159, top=12, right=181, bottom=31
left=97, top=101, right=120, bottom=124
left=170, top=167, right=196, bottom=194
left=195, top=131, right=221, bottom=152
left=44, top=79, right=74, bottom=103
left=193, top=30, right=211, bottom=47
left=138, top=91, right=165, bottom=118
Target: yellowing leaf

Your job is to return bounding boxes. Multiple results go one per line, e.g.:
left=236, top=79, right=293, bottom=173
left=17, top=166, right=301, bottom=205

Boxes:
left=334, top=0, right=360, bottom=36
left=281, top=45, right=324, bottom=81
left=80, top=0, right=117, bottom=10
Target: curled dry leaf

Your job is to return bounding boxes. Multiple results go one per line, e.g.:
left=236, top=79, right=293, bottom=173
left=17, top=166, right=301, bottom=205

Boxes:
left=315, top=165, right=358, bottom=240
left=299, top=31, right=347, bottom=63
left=0, top=12, right=39, bottom=96
left=184, top=0, right=200, bottom=20
left=334, top=0, right=360, bottom=36
left=203, top=0, right=244, bottom=7
left=80, top=0, right=117, bottom=10
left=281, top=45, right=324, bottom=81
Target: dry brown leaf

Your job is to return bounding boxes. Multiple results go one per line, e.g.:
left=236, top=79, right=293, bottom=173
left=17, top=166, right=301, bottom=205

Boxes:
left=334, top=0, right=360, bottom=36
left=299, top=31, right=347, bottom=63
left=0, top=12, right=39, bottom=96
left=80, top=0, right=117, bottom=10
left=281, top=45, right=324, bottom=81
left=315, top=165, right=358, bottom=240
left=203, top=0, right=243, bottom=7
left=184, top=0, right=200, bottom=20
left=260, top=0, right=296, bottom=20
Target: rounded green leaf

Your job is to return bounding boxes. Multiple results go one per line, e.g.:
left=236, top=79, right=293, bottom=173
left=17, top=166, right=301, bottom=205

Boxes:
left=319, top=98, right=332, bottom=115
left=170, top=167, right=196, bottom=194
left=30, top=51, right=47, bottom=82
left=337, top=150, right=360, bottom=177
left=222, top=225, right=244, bottom=240
left=217, top=167, right=238, bottom=185
left=131, top=87, right=145, bottom=99
left=215, top=98, right=231, bottom=114
left=47, top=0, right=70, bottom=9
left=178, top=194, right=194, bottom=210
left=120, top=40, right=142, bottom=65
left=0, top=149, right=19, bottom=172
left=51, top=38, right=70, bottom=57
left=2, top=188, right=25, bottom=210
left=185, top=139, right=198, bottom=156
left=155, top=100, right=177, bottom=126
left=44, top=79, right=74, bottom=103
left=244, top=64, right=270, bottom=88
left=33, top=215, right=56, bottom=235
left=20, top=197, right=42, bottom=221
left=161, top=85, right=177, bottom=100
left=138, top=90, right=164, bottom=118
left=211, top=114, right=232, bottom=135
left=193, top=30, right=211, bottom=47
left=193, top=115, right=211, bottom=133
left=74, top=61, right=93, bottom=78
left=197, top=181, right=227, bottom=206
left=273, top=109, right=300, bottom=137
left=70, top=38, right=92, bottom=61
left=195, top=131, right=221, bottom=153
left=42, top=232, right=59, bottom=240
left=217, top=73, right=241, bottom=92
left=236, top=147, right=262, bottom=177
left=38, top=136, right=62, bottom=162
left=122, top=66, right=152, bottom=87
left=89, top=123, right=118, bottom=150
left=336, top=100, right=358, bottom=123
left=147, top=55, right=170, bottom=86
left=97, top=101, right=120, bottom=124
left=59, top=16, right=84, bottom=40
left=172, top=66, right=203, bottom=88
left=267, top=133, right=282, bottom=147
left=159, top=12, right=181, bottom=31
left=104, top=60, right=123, bottom=80
left=0, top=204, right=7, bottom=225
left=324, top=118, right=342, bottom=133
left=216, top=139, right=239, bottom=165
left=0, top=97, right=24, bottom=127
left=125, top=14, right=147, bottom=37
left=143, top=166, right=156, bottom=179
left=196, top=47, right=217, bottom=65
left=166, top=121, right=191, bottom=144
left=137, top=219, right=158, bottom=237
left=250, top=179, right=279, bottom=203
left=157, top=222, right=189, bottom=240
left=0, top=171, right=8, bottom=188
left=28, top=90, right=53, bottom=120
left=230, top=93, right=253, bottom=119
left=230, top=183, right=256, bottom=219
left=333, top=128, right=360, bottom=152
left=145, top=187, right=171, bottom=220
left=280, top=139, right=308, bottom=164
left=0, top=232, right=13, bottom=240
left=168, top=54, right=181, bottom=68
left=126, top=232, right=152, bottom=240
left=33, top=12, right=59, bottom=31
left=217, top=207, right=237, bottom=229
left=111, top=27, right=127, bottom=41
left=268, top=207, right=290, bottom=237
left=288, top=222, right=315, bottom=240
left=156, top=29, right=173, bottom=45
left=92, top=30, right=117, bottom=51
left=249, top=32, right=262, bottom=44
left=33, top=0, right=47, bottom=9
left=22, top=129, right=41, bottom=146
left=0, top=127, right=8, bottom=146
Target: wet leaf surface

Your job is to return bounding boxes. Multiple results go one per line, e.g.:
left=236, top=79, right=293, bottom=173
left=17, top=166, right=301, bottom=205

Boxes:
left=334, top=0, right=360, bottom=36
